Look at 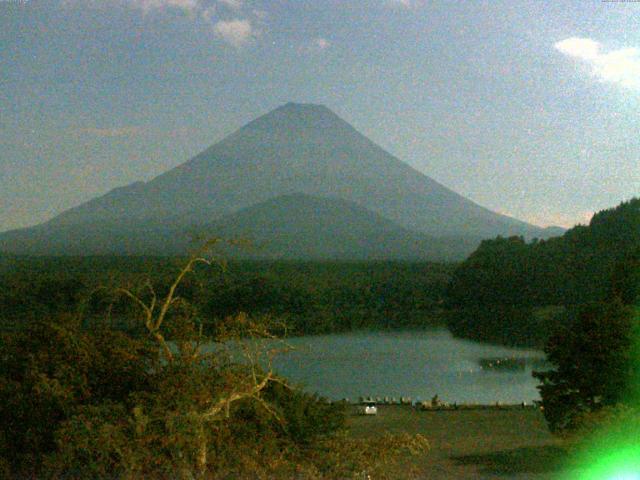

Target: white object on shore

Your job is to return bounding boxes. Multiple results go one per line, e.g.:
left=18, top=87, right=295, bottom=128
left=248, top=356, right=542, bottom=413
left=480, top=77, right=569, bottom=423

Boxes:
left=358, top=402, right=378, bottom=415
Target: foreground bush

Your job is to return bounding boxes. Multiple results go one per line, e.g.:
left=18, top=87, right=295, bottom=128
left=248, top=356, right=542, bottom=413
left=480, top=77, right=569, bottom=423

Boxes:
left=533, top=300, right=639, bottom=433
left=0, top=253, right=429, bottom=479
left=0, top=314, right=153, bottom=476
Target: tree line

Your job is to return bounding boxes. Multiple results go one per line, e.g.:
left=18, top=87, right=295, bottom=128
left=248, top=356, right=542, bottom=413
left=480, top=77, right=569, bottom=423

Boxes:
left=446, top=198, right=640, bottom=346
left=0, top=259, right=454, bottom=335
left=441, top=198, right=640, bottom=447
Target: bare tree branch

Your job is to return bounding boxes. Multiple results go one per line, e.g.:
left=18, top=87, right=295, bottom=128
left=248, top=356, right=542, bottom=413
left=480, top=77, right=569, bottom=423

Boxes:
left=201, top=371, right=275, bottom=420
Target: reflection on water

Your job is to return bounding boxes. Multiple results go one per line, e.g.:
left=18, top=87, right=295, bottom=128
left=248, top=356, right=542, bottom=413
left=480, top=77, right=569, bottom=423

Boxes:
left=270, top=329, right=546, bottom=404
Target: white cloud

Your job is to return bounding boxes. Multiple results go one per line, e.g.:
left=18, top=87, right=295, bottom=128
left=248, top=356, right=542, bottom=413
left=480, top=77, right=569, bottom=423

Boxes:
left=124, top=0, right=201, bottom=12
left=555, top=37, right=600, bottom=60
left=218, top=0, right=242, bottom=10
left=64, top=0, right=264, bottom=48
left=297, top=37, right=331, bottom=55
left=213, top=19, right=253, bottom=47
left=74, top=126, right=144, bottom=137
left=314, top=37, right=330, bottom=50
left=201, top=5, right=216, bottom=23
left=385, top=0, right=422, bottom=8
left=252, top=9, right=267, bottom=20
left=62, top=0, right=203, bottom=13
left=555, top=37, right=640, bottom=90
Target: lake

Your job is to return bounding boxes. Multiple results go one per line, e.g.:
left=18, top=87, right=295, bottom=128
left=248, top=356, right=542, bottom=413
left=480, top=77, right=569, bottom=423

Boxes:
left=269, top=329, right=546, bottom=404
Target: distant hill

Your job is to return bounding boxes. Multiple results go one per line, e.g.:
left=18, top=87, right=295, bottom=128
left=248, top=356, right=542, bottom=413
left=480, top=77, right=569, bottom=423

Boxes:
left=446, top=198, right=640, bottom=346
left=448, top=198, right=640, bottom=307
left=0, top=194, right=479, bottom=261
left=0, top=102, right=559, bottom=258
left=540, top=226, right=566, bottom=238
left=205, top=194, right=479, bottom=261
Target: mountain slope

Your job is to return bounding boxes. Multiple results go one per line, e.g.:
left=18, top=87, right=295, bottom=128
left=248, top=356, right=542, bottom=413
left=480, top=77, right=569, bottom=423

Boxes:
left=1, top=103, right=558, bottom=257
left=39, top=103, right=548, bottom=237
left=205, top=193, right=479, bottom=260
left=0, top=194, right=479, bottom=260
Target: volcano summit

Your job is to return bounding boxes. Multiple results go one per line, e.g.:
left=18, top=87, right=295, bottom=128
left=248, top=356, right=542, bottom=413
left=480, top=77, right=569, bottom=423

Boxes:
left=0, top=103, right=557, bottom=259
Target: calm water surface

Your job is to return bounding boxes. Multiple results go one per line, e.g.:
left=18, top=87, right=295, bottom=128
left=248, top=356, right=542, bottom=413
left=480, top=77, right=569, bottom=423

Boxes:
left=270, top=329, right=546, bottom=404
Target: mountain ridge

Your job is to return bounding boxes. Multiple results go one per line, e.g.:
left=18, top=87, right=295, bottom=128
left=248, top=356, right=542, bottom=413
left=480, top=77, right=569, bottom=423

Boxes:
left=203, top=193, right=480, bottom=261
left=0, top=193, right=479, bottom=260
left=0, top=103, right=562, bottom=257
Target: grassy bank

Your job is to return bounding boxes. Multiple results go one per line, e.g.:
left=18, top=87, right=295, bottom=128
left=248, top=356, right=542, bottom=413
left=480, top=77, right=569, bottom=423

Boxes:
left=347, top=405, right=569, bottom=479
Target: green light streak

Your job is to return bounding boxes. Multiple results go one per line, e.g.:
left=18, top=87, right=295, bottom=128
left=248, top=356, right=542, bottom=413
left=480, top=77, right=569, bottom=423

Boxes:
left=563, top=308, right=640, bottom=479
left=568, top=444, right=640, bottom=479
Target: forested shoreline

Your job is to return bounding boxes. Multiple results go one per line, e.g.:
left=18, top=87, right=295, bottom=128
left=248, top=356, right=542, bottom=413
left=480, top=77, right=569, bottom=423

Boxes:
left=0, top=257, right=454, bottom=336
left=446, top=198, right=640, bottom=347
left=2, top=198, right=638, bottom=350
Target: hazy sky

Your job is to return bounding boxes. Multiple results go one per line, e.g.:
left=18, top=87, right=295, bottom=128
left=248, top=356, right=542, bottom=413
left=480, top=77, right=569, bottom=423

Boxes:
left=2, top=0, right=639, bottom=232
